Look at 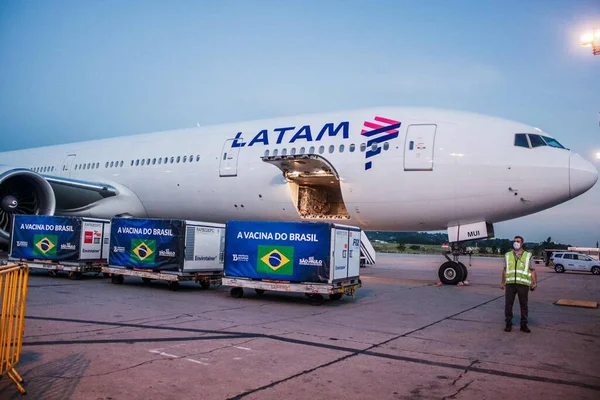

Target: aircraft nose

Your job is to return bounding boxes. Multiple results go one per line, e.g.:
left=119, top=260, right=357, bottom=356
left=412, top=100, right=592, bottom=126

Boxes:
left=569, top=154, right=599, bottom=199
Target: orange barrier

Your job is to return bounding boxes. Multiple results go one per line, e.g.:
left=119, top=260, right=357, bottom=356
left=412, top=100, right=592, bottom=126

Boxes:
left=0, top=263, right=29, bottom=395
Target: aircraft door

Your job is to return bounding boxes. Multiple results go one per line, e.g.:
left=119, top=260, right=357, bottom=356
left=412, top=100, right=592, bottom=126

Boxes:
left=404, top=124, right=437, bottom=171
left=61, top=154, right=76, bottom=177
left=219, top=139, right=241, bottom=177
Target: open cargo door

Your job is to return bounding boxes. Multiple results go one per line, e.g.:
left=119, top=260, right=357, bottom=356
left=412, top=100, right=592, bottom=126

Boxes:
left=262, top=154, right=350, bottom=220
left=360, top=231, right=376, bottom=267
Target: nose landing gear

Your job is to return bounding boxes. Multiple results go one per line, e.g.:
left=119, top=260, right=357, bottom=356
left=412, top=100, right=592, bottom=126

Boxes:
left=437, top=244, right=470, bottom=286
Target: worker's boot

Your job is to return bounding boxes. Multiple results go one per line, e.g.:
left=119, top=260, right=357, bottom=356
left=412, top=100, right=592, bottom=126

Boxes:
left=520, top=324, right=531, bottom=333
left=504, top=323, right=512, bottom=332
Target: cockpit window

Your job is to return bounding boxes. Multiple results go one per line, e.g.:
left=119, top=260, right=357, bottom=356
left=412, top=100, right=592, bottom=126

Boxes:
left=514, top=134, right=529, bottom=148
left=541, top=136, right=565, bottom=149
left=528, top=134, right=546, bottom=148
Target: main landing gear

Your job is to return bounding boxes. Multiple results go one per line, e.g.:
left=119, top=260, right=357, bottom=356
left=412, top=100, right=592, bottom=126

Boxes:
left=438, top=244, right=470, bottom=286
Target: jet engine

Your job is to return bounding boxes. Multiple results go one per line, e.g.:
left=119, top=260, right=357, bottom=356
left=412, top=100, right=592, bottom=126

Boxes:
left=0, top=167, right=56, bottom=246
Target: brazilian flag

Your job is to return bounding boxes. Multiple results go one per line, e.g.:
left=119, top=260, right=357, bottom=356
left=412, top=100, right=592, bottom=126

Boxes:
left=131, top=239, right=156, bottom=264
left=257, top=245, right=294, bottom=276
left=34, top=234, right=57, bottom=257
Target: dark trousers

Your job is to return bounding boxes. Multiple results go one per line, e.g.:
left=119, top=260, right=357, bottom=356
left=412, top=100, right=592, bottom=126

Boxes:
left=505, top=284, right=529, bottom=325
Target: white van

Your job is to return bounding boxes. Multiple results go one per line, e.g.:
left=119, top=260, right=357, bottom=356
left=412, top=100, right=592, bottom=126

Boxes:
left=550, top=252, right=600, bottom=275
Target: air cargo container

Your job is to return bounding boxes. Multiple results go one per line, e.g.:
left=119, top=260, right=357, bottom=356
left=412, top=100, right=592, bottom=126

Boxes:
left=9, top=215, right=110, bottom=278
left=104, top=217, right=225, bottom=290
left=222, top=220, right=361, bottom=305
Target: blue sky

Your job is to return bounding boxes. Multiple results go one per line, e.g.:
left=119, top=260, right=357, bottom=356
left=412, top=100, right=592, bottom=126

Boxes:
left=1, top=0, right=599, bottom=246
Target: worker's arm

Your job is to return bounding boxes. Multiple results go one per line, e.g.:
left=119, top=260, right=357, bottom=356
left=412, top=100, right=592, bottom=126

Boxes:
left=501, top=267, right=505, bottom=290
left=530, top=268, right=537, bottom=289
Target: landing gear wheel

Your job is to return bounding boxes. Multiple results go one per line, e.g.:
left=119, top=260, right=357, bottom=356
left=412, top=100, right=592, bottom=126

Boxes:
left=141, top=278, right=152, bottom=284
left=48, top=270, right=58, bottom=277
left=111, top=274, right=124, bottom=285
left=230, top=287, right=244, bottom=298
left=329, top=293, right=343, bottom=301
left=254, top=289, right=265, bottom=295
left=591, top=266, right=600, bottom=275
left=438, top=261, right=463, bottom=285
left=68, top=271, right=82, bottom=280
left=458, top=262, right=468, bottom=281
left=554, top=264, right=565, bottom=273
left=309, top=294, right=324, bottom=306
left=200, top=281, right=210, bottom=290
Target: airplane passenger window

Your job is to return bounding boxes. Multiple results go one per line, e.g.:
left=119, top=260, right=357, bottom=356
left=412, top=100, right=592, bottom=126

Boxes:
left=514, top=134, right=529, bottom=148
left=164, top=157, right=168, bottom=164
left=309, top=146, right=315, bottom=154
left=183, top=156, right=187, bottom=163
left=119, top=161, right=123, bottom=167
left=383, top=142, right=389, bottom=151
left=328, top=145, right=334, bottom=153
left=281, top=148, right=287, bottom=156
left=196, top=155, right=200, bottom=162
left=188, top=155, right=193, bottom=162
left=528, top=134, right=546, bottom=148
left=339, top=144, right=345, bottom=153
left=136, top=160, right=140, bottom=166
left=152, top=158, right=156, bottom=165
left=141, top=159, right=145, bottom=166
left=318, top=146, right=324, bottom=154
left=158, top=158, right=162, bottom=164
left=349, top=144, right=355, bottom=152
left=299, top=147, right=305, bottom=154
left=170, top=157, right=174, bottom=163
left=146, top=158, right=150, bottom=165
left=96, top=163, right=100, bottom=169
left=110, top=161, right=114, bottom=168
left=273, top=149, right=278, bottom=156
left=264, top=150, right=270, bottom=157
left=541, top=136, right=565, bottom=149
left=360, top=143, right=366, bottom=152
left=371, top=144, right=378, bottom=152
left=176, top=156, right=181, bottom=163
left=290, top=148, right=296, bottom=155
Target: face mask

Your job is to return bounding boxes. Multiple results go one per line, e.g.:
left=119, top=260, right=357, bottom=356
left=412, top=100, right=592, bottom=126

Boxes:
left=513, top=242, right=522, bottom=250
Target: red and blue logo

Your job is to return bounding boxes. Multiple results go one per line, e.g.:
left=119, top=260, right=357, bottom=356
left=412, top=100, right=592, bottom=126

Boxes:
left=361, top=116, right=401, bottom=170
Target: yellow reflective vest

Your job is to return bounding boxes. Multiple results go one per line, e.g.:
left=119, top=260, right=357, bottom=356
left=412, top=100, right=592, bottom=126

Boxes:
left=504, top=250, right=532, bottom=286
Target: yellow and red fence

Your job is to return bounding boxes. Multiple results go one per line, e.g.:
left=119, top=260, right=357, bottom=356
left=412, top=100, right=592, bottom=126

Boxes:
left=0, top=263, right=29, bottom=395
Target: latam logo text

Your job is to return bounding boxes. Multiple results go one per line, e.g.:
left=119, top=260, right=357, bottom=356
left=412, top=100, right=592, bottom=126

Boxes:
left=361, top=116, right=401, bottom=170
left=231, top=121, right=349, bottom=148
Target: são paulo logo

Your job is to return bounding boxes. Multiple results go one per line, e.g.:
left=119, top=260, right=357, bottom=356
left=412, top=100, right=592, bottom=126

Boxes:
left=257, top=245, right=294, bottom=276
left=131, top=239, right=156, bottom=264
left=34, top=234, right=57, bottom=256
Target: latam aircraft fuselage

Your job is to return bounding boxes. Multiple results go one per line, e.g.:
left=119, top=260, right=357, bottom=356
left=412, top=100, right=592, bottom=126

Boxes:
left=0, top=107, right=597, bottom=239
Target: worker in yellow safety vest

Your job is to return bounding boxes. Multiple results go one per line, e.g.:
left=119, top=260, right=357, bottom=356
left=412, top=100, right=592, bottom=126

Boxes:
left=500, top=235, right=537, bottom=333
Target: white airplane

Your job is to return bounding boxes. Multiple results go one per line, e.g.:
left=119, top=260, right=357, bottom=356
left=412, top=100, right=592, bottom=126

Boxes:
left=0, top=107, right=597, bottom=284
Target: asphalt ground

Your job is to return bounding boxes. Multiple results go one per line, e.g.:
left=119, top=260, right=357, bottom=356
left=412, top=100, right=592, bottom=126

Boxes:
left=1, top=253, right=599, bottom=399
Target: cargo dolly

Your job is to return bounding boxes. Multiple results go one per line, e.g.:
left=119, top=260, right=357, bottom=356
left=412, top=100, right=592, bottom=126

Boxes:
left=16, top=259, right=105, bottom=280
left=223, top=277, right=361, bottom=306
left=102, top=266, right=223, bottom=291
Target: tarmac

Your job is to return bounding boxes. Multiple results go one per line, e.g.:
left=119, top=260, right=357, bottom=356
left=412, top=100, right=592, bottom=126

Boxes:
left=1, top=253, right=599, bottom=400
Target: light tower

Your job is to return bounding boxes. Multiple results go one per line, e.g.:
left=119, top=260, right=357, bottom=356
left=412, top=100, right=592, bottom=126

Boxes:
left=580, top=28, right=600, bottom=55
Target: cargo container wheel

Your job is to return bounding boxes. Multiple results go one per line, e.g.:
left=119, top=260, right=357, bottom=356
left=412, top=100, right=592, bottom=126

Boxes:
left=254, top=289, right=265, bottom=295
left=309, top=294, right=324, bottom=306
left=141, top=278, right=152, bottom=284
left=68, top=271, right=82, bottom=280
left=200, top=281, right=210, bottom=290
left=168, top=281, right=180, bottom=291
left=111, top=275, right=124, bottom=285
left=328, top=293, right=342, bottom=301
left=48, top=270, right=58, bottom=277
left=230, top=287, right=244, bottom=298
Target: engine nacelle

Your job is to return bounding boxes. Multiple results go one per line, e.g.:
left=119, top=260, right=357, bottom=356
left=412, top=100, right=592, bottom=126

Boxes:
left=0, top=167, right=56, bottom=246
